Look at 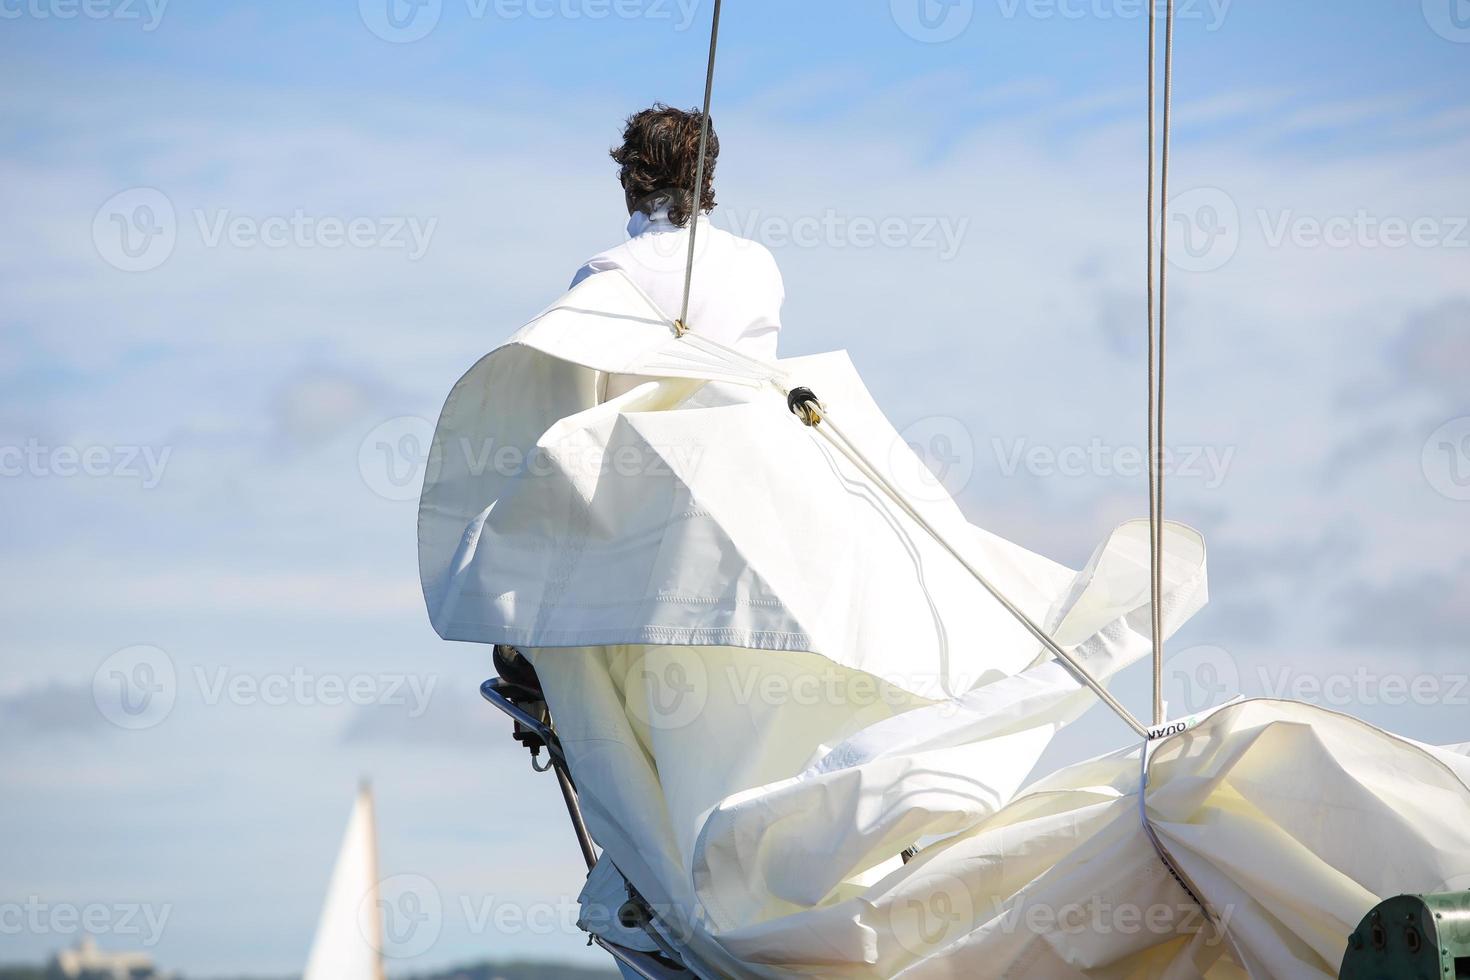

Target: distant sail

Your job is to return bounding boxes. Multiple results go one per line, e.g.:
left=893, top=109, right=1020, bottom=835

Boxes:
left=303, top=782, right=385, bottom=980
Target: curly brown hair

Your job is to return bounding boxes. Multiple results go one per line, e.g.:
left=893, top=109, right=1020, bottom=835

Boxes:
left=610, top=104, right=718, bottom=228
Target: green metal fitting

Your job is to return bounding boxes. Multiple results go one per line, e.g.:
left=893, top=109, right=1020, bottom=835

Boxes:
left=1339, top=892, right=1470, bottom=979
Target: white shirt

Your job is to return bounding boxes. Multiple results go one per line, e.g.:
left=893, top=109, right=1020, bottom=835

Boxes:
left=571, top=208, right=784, bottom=363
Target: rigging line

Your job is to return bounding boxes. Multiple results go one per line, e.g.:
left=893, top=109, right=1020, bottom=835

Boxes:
left=1147, top=0, right=1160, bottom=727
left=676, top=0, right=723, bottom=336
left=795, top=397, right=1151, bottom=740
left=672, top=327, right=1151, bottom=738
left=1148, top=0, right=1177, bottom=728
left=1155, top=0, right=1176, bottom=724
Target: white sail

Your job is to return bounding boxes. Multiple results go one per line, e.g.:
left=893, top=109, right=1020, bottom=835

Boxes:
left=303, top=783, right=384, bottom=980
left=420, top=275, right=1470, bottom=977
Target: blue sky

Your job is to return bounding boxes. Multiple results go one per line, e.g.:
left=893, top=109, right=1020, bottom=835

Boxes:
left=2, top=0, right=1468, bottom=975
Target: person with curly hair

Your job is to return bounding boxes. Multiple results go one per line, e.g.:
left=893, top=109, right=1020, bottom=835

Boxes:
left=572, top=104, right=784, bottom=369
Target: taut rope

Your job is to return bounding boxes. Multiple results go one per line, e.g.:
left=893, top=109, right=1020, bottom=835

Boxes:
left=675, top=0, right=723, bottom=337
left=1148, top=0, right=1177, bottom=727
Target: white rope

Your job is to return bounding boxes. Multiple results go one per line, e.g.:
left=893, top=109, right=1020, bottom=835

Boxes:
left=1137, top=0, right=1225, bottom=939
left=676, top=0, right=723, bottom=335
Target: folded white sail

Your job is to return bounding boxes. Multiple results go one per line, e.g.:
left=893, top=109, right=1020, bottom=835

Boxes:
left=418, top=271, right=1204, bottom=701
left=419, top=272, right=1470, bottom=978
